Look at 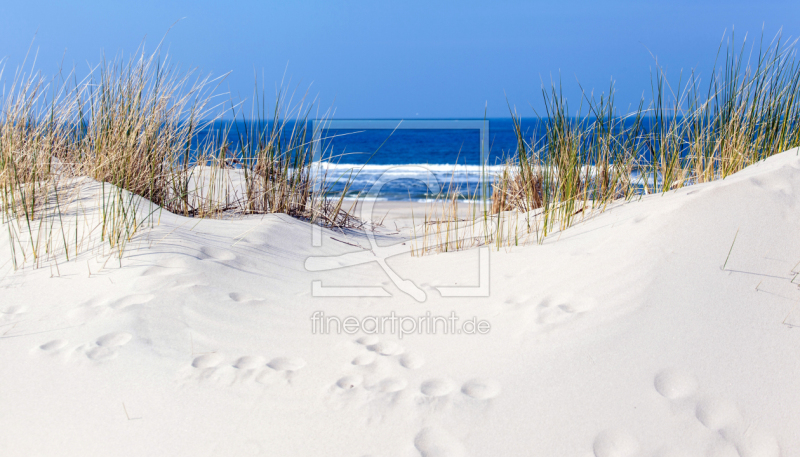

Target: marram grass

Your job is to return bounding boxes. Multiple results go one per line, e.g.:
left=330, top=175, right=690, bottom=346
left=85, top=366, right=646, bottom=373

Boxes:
left=0, top=46, right=353, bottom=269
left=416, top=32, right=800, bottom=254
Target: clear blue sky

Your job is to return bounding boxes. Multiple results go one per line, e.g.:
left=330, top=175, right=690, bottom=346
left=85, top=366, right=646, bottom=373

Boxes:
left=1, top=1, right=799, bottom=118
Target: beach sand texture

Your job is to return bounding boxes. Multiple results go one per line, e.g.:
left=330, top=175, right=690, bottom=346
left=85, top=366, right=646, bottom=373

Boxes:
left=2, top=149, right=800, bottom=456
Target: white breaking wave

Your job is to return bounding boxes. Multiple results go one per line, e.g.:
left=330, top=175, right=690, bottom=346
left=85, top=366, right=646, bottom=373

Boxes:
left=313, top=162, right=507, bottom=186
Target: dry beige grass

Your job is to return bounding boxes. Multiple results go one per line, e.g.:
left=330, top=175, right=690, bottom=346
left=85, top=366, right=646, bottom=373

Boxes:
left=0, top=47, right=354, bottom=269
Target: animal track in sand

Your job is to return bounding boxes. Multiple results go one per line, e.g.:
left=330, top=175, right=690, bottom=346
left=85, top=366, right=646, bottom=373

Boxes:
left=651, top=368, right=779, bottom=457
left=414, top=427, right=468, bottom=457
left=336, top=375, right=364, bottom=390
left=2, top=304, right=27, bottom=315
left=199, top=246, right=236, bottom=261
left=228, top=292, right=265, bottom=303
left=177, top=352, right=306, bottom=386
left=331, top=338, right=429, bottom=407
left=535, top=305, right=576, bottom=325
left=558, top=304, right=576, bottom=313
left=233, top=356, right=265, bottom=369
left=85, top=347, right=118, bottom=361
left=97, top=332, right=133, bottom=347
left=187, top=353, right=244, bottom=386
left=226, top=356, right=271, bottom=385
left=654, top=368, right=699, bottom=400
left=193, top=353, right=223, bottom=368
left=532, top=295, right=595, bottom=328
left=239, top=234, right=267, bottom=246
left=367, top=340, right=404, bottom=356
left=399, top=353, right=425, bottom=369
left=461, top=378, right=501, bottom=399
left=504, top=294, right=533, bottom=308
left=186, top=352, right=308, bottom=387
left=352, top=353, right=377, bottom=366
left=39, top=339, right=68, bottom=351
left=420, top=378, right=457, bottom=397
left=0, top=305, right=26, bottom=326
left=37, top=333, right=132, bottom=362
left=85, top=332, right=133, bottom=361
left=356, top=335, right=380, bottom=346
left=267, top=357, right=306, bottom=371
left=735, top=429, right=780, bottom=457
left=199, top=354, right=307, bottom=386
left=695, top=397, right=742, bottom=430
left=592, top=429, right=640, bottom=457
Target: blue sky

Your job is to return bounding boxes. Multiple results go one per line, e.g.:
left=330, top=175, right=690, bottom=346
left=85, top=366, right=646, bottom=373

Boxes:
left=1, top=1, right=799, bottom=118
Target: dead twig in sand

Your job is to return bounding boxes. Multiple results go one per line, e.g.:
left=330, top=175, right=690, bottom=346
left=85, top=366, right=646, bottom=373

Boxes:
left=722, top=228, right=740, bottom=271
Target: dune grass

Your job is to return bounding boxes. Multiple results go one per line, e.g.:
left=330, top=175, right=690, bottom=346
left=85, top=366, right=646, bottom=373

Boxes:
left=4, top=31, right=800, bottom=266
left=0, top=46, right=352, bottom=270
left=414, top=31, right=800, bottom=255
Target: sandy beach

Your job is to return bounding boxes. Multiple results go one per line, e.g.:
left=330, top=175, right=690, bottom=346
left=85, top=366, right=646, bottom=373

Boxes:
left=2, top=148, right=799, bottom=456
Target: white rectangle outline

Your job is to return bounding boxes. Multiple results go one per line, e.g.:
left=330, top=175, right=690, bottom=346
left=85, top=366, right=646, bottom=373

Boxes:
left=311, top=119, right=489, bottom=166
left=309, top=119, right=490, bottom=298
left=310, top=119, right=490, bottom=249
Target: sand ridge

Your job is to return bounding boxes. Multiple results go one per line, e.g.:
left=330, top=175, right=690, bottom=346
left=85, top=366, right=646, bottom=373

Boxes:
left=1, top=149, right=800, bottom=456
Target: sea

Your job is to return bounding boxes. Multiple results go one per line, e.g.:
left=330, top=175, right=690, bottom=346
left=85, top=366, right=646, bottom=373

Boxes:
left=197, top=118, right=546, bottom=201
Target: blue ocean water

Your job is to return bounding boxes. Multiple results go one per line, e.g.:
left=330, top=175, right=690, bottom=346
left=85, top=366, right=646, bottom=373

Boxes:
left=316, top=119, right=538, bottom=200
left=198, top=119, right=544, bottom=200
left=196, top=117, right=673, bottom=200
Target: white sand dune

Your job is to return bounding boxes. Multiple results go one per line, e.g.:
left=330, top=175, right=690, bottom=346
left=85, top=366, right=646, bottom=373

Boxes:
left=2, top=149, right=800, bottom=457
